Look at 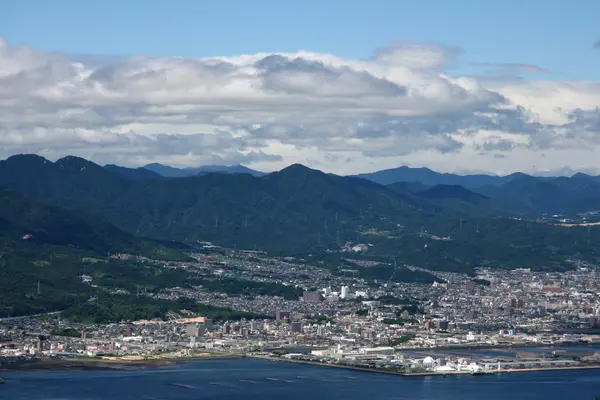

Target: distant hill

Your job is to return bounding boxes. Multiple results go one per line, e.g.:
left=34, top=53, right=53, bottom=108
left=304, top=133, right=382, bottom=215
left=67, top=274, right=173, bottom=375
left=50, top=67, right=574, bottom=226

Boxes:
left=355, top=166, right=522, bottom=188
left=478, top=174, right=600, bottom=214
left=359, top=165, right=600, bottom=215
left=2, top=155, right=600, bottom=275
left=143, top=163, right=265, bottom=178
left=104, top=164, right=163, bottom=180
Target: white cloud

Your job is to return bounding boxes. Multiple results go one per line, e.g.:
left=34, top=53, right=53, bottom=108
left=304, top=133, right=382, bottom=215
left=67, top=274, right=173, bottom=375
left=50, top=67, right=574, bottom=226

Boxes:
left=0, top=36, right=600, bottom=175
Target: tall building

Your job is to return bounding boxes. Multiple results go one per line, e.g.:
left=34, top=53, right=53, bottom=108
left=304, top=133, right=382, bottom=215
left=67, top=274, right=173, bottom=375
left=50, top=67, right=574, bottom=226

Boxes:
left=204, top=318, right=213, bottom=331
left=316, top=325, right=324, bottom=336
left=186, top=323, right=205, bottom=337
left=276, top=311, right=291, bottom=321
left=340, top=286, right=349, bottom=299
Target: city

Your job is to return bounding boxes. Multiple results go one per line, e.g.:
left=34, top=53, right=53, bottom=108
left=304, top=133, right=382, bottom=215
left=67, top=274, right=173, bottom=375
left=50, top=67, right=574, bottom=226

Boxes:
left=2, top=1, right=600, bottom=398
left=2, top=246, right=600, bottom=376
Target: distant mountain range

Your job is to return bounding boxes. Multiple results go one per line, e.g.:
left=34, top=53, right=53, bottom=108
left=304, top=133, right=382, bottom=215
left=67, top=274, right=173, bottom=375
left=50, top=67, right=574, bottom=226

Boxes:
left=4, top=154, right=600, bottom=217
left=355, top=165, right=600, bottom=188
left=141, top=163, right=265, bottom=178
left=104, top=161, right=600, bottom=215
left=95, top=159, right=600, bottom=214
left=355, top=165, right=600, bottom=215
left=2, top=154, right=600, bottom=278
left=355, top=166, right=520, bottom=188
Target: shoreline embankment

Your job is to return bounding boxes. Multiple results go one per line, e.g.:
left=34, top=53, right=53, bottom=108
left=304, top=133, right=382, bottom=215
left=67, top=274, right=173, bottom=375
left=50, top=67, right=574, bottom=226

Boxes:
left=246, top=355, right=600, bottom=377
left=0, top=353, right=241, bottom=372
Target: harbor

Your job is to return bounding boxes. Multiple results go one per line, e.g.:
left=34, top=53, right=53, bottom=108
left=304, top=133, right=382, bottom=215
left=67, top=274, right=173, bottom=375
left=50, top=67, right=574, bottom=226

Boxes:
left=246, top=343, right=600, bottom=378
left=253, top=354, right=600, bottom=377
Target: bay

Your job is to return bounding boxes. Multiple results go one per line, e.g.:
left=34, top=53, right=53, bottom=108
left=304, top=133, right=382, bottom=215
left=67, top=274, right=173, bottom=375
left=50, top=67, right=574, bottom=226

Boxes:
left=1, top=358, right=599, bottom=399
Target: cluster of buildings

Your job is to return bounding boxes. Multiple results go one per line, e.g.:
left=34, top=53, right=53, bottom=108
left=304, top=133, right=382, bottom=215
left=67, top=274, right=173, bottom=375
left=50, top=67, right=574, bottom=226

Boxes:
left=1, top=247, right=600, bottom=376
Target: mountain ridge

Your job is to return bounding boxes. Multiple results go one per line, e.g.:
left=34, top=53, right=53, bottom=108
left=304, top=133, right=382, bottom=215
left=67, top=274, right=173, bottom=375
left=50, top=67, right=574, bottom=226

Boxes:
left=143, top=162, right=265, bottom=178
left=2, top=154, right=600, bottom=276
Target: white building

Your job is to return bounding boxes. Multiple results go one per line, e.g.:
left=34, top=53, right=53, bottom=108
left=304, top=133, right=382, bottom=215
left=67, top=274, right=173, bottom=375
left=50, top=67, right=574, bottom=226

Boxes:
left=358, top=346, right=395, bottom=356
left=340, top=286, right=349, bottom=299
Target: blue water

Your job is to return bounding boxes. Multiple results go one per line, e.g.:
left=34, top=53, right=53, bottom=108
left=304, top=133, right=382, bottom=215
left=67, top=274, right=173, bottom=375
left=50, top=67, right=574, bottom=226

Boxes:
left=1, top=358, right=599, bottom=399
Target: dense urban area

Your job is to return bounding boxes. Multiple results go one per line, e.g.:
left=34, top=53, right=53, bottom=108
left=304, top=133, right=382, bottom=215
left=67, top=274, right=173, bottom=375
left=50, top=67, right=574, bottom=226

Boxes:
left=2, top=245, right=600, bottom=377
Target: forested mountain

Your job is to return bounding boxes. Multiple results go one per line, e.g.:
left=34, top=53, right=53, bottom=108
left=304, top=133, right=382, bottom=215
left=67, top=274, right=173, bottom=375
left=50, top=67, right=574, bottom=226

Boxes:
left=355, top=166, right=524, bottom=188
left=359, top=164, right=600, bottom=216
left=2, top=155, right=600, bottom=275
left=104, top=165, right=164, bottom=181
left=143, top=162, right=265, bottom=178
left=476, top=174, right=600, bottom=215
left=0, top=187, right=188, bottom=317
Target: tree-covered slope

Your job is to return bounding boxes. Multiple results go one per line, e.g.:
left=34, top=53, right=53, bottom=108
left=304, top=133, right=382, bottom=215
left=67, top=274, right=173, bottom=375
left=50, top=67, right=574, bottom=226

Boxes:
left=0, top=188, right=189, bottom=317
left=2, top=155, right=600, bottom=273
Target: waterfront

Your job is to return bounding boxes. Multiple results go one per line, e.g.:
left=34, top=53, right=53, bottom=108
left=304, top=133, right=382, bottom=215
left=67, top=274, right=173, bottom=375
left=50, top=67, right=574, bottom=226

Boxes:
left=1, top=358, right=599, bottom=399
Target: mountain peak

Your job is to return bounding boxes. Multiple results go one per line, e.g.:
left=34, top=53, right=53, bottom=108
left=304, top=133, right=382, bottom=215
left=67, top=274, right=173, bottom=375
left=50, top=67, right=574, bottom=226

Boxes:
left=55, top=156, right=102, bottom=172
left=571, top=172, right=593, bottom=180
left=276, top=163, right=323, bottom=176
left=4, top=154, right=51, bottom=165
left=143, top=162, right=165, bottom=168
left=280, top=163, right=311, bottom=171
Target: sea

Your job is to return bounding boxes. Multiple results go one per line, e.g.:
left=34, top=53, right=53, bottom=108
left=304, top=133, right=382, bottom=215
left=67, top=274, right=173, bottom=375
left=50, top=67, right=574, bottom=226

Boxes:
left=1, top=358, right=599, bottom=399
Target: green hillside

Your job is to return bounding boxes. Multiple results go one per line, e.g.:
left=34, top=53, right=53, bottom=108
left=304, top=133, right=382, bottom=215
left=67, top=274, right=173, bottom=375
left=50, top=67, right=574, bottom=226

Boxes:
left=0, top=188, right=189, bottom=317
left=2, top=155, right=600, bottom=275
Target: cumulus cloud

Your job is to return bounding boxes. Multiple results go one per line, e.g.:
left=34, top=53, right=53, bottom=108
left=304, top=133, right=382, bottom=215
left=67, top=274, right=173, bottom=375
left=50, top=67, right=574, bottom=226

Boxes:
left=0, top=36, right=599, bottom=175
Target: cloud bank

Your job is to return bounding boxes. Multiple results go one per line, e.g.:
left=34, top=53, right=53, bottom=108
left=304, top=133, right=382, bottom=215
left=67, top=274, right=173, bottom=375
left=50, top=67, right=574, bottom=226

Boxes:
left=1, top=36, right=599, bottom=175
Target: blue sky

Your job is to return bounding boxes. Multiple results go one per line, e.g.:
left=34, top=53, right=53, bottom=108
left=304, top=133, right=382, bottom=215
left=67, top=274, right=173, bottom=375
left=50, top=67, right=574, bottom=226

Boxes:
left=1, top=0, right=600, bottom=175
left=2, top=0, right=599, bottom=80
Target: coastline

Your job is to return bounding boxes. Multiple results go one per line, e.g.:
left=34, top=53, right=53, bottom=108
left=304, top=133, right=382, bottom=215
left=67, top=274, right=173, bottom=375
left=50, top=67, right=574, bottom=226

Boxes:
left=0, top=353, right=241, bottom=372
left=4, top=350, right=600, bottom=377
left=246, top=355, right=600, bottom=377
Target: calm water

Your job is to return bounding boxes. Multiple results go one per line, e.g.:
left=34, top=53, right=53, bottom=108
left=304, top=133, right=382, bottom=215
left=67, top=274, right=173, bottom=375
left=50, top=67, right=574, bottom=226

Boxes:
left=1, top=358, right=599, bottom=399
